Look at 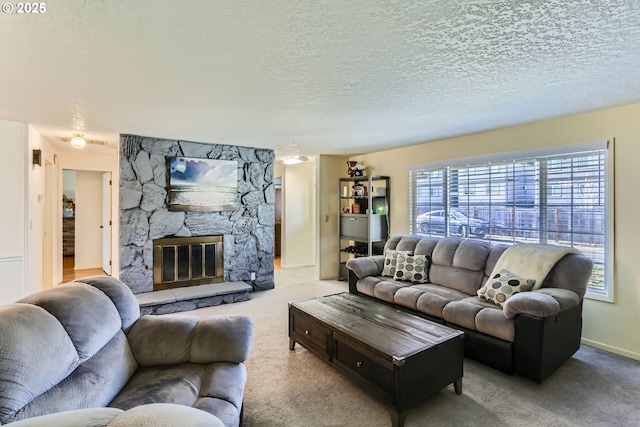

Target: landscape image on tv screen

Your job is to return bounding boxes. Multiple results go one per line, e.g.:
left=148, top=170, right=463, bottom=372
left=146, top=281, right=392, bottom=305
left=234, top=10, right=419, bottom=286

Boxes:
left=168, top=157, right=238, bottom=211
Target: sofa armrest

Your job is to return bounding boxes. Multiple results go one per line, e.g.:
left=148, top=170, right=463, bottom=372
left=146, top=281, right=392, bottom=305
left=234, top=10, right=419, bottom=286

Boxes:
left=346, top=255, right=385, bottom=279
left=503, top=289, right=580, bottom=319
left=127, top=314, right=253, bottom=366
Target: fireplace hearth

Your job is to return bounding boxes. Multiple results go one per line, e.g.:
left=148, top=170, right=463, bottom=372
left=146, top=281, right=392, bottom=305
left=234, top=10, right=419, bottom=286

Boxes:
left=153, top=235, right=223, bottom=291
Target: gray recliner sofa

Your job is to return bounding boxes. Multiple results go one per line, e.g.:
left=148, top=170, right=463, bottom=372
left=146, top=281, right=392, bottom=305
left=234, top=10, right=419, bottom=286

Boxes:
left=0, top=276, right=253, bottom=426
left=346, top=235, right=593, bottom=383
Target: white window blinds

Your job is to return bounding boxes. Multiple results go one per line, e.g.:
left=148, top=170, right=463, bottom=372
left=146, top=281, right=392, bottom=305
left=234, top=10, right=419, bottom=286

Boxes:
left=410, top=142, right=610, bottom=298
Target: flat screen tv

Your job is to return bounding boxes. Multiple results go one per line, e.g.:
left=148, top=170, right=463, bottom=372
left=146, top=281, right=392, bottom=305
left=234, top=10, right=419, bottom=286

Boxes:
left=168, top=156, right=238, bottom=211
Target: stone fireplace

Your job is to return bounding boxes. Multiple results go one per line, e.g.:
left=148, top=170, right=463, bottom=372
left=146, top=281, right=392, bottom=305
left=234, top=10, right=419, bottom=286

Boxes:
left=153, top=235, right=223, bottom=291
left=119, top=134, right=276, bottom=296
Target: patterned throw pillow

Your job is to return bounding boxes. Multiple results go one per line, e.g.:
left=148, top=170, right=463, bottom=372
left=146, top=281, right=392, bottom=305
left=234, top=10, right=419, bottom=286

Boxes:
left=393, top=254, right=431, bottom=283
left=477, top=269, right=535, bottom=306
left=381, top=250, right=412, bottom=277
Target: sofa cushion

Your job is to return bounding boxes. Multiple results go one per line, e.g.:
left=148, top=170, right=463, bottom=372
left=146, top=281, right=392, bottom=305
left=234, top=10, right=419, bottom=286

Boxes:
left=109, top=364, right=205, bottom=410
left=355, top=276, right=411, bottom=303
left=393, top=254, right=431, bottom=283
left=394, top=284, right=469, bottom=318
left=373, top=280, right=411, bottom=303
left=381, top=250, right=412, bottom=277
left=355, top=276, right=385, bottom=297
left=442, top=299, right=484, bottom=331
left=16, top=331, right=138, bottom=422
left=443, top=297, right=515, bottom=342
left=474, top=304, right=516, bottom=342
left=477, top=270, right=535, bottom=306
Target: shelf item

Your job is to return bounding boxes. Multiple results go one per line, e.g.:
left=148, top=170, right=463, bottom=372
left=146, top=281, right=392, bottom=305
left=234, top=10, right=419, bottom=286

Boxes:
left=62, top=217, right=75, bottom=256
left=338, top=175, right=390, bottom=280
left=340, top=214, right=387, bottom=241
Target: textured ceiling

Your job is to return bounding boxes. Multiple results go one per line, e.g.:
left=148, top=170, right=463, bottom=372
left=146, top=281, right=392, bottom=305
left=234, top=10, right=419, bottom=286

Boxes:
left=1, top=0, right=639, bottom=157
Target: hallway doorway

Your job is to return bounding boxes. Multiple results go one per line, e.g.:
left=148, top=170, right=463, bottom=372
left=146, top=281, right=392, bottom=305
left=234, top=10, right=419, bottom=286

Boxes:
left=61, top=169, right=110, bottom=283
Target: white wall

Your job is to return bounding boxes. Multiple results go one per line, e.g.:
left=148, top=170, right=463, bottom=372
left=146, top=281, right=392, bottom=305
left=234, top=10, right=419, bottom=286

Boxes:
left=282, top=160, right=316, bottom=268
left=318, top=155, right=348, bottom=279
left=63, top=170, right=76, bottom=199
left=74, top=171, right=104, bottom=269
left=355, top=102, right=640, bottom=361
left=26, top=125, right=61, bottom=294
left=0, top=120, right=26, bottom=304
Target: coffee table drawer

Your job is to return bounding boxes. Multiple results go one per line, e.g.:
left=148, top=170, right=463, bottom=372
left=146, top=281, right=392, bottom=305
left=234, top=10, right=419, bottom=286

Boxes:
left=333, top=333, right=393, bottom=393
left=289, top=308, right=331, bottom=359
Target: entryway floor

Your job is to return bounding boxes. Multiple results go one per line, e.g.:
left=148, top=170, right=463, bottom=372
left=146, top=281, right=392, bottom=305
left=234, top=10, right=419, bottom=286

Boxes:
left=61, top=256, right=106, bottom=284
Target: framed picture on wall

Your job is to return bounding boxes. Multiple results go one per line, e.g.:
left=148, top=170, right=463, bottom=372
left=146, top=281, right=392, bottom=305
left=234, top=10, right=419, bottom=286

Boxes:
left=168, top=156, right=238, bottom=211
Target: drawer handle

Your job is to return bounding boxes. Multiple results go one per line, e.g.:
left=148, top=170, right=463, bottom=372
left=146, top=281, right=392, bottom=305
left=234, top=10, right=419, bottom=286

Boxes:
left=356, top=361, right=363, bottom=368
left=305, top=330, right=310, bottom=335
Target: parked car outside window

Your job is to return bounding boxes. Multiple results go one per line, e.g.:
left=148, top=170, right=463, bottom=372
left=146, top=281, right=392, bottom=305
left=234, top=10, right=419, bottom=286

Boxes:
left=416, top=210, right=488, bottom=238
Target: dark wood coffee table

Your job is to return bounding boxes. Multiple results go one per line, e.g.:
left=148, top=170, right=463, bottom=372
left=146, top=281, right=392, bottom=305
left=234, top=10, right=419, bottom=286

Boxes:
left=288, top=292, right=464, bottom=427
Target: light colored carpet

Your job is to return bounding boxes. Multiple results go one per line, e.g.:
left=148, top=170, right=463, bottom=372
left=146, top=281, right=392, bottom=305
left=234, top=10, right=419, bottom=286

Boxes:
left=188, top=279, right=640, bottom=427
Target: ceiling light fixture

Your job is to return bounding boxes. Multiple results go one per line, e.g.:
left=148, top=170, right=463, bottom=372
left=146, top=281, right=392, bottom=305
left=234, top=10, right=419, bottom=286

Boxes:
left=282, top=155, right=309, bottom=165
left=70, top=134, right=86, bottom=149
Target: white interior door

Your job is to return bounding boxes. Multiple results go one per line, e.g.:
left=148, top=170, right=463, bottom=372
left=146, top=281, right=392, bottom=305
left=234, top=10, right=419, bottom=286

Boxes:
left=102, top=172, right=112, bottom=275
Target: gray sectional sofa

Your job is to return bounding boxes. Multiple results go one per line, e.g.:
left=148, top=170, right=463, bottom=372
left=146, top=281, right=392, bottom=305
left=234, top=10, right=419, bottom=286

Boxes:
left=0, top=276, right=253, bottom=426
left=346, top=235, right=593, bottom=383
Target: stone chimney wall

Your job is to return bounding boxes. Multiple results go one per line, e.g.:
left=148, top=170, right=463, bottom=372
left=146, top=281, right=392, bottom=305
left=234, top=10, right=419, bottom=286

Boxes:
left=119, top=134, right=275, bottom=293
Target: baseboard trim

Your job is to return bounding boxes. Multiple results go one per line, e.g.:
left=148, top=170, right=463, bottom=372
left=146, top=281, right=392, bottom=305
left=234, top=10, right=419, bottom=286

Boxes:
left=581, top=338, right=640, bottom=361
left=280, top=263, right=315, bottom=269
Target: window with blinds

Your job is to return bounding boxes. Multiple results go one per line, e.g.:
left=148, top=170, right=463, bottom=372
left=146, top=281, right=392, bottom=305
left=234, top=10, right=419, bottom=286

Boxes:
left=410, top=142, right=611, bottom=299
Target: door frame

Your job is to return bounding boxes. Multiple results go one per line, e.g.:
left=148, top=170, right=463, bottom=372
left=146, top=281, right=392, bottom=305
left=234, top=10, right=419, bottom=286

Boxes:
left=54, top=152, right=119, bottom=283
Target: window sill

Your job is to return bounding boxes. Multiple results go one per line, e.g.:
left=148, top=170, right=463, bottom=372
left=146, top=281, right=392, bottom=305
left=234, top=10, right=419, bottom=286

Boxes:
left=585, top=290, right=614, bottom=303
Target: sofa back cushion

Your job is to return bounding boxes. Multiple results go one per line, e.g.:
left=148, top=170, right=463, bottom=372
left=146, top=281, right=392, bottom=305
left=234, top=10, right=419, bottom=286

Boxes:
left=1, top=280, right=140, bottom=423
left=74, top=276, right=141, bottom=332
left=429, top=238, right=494, bottom=295
left=385, top=236, right=502, bottom=295
left=384, top=235, right=592, bottom=298
left=18, top=284, right=124, bottom=362
left=0, top=304, right=79, bottom=423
